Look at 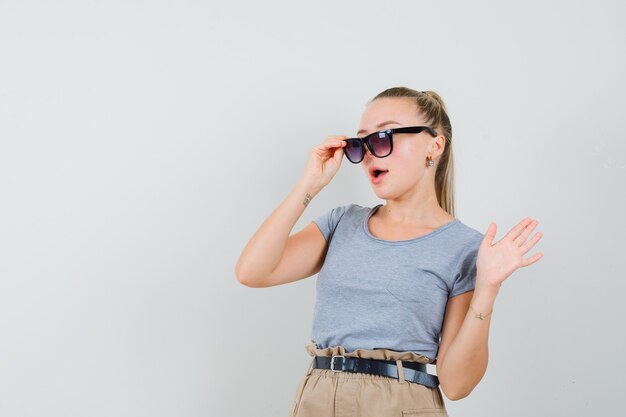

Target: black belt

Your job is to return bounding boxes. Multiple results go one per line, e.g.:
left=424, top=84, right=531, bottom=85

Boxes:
left=313, top=355, right=439, bottom=388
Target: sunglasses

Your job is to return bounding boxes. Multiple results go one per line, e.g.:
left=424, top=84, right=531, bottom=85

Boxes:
left=343, top=126, right=438, bottom=163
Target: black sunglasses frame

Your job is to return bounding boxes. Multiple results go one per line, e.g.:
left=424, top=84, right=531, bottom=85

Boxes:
left=342, top=126, right=438, bottom=164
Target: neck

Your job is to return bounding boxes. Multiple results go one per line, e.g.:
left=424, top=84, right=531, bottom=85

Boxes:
left=378, top=182, right=452, bottom=226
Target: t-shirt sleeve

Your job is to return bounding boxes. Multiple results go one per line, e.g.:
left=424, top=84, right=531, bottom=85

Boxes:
left=311, top=205, right=350, bottom=242
left=449, top=236, right=483, bottom=298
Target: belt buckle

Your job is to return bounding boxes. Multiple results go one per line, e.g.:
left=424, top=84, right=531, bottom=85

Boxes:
left=330, top=355, right=345, bottom=372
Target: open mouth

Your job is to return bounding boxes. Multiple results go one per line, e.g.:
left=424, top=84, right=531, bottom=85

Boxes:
left=373, top=169, right=389, bottom=178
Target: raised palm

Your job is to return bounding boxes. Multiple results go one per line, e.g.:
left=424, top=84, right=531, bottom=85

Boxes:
left=476, top=218, right=544, bottom=289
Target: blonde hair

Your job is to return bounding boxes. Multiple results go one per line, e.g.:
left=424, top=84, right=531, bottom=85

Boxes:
left=368, top=87, right=456, bottom=218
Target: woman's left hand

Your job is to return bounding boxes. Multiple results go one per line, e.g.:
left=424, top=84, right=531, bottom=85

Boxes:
left=476, top=218, right=544, bottom=290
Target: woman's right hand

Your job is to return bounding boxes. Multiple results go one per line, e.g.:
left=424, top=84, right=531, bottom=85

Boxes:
left=303, top=136, right=348, bottom=191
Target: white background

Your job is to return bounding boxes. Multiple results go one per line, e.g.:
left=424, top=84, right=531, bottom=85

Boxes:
left=1, top=1, right=624, bottom=416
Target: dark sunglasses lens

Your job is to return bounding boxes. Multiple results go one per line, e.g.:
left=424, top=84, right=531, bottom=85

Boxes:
left=369, top=132, right=391, bottom=157
left=344, top=139, right=364, bottom=162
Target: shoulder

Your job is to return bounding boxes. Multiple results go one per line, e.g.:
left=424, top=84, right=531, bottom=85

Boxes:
left=313, top=202, right=371, bottom=227
left=325, top=203, right=374, bottom=217
left=451, top=219, right=485, bottom=246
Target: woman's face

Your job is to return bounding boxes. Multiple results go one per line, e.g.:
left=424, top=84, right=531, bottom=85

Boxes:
left=356, top=97, right=443, bottom=200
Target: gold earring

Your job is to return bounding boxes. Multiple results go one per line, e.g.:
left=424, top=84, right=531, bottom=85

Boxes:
left=426, top=155, right=434, bottom=167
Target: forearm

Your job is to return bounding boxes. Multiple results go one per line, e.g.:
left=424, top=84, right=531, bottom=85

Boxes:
left=235, top=176, right=321, bottom=284
left=438, top=280, right=500, bottom=400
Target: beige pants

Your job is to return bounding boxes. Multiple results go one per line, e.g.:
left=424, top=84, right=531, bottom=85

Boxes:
left=288, top=343, right=449, bottom=417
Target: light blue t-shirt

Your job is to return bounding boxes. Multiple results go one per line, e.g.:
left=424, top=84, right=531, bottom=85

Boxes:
left=310, top=203, right=484, bottom=363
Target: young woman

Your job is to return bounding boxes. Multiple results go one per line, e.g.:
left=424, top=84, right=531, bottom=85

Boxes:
left=235, top=87, right=543, bottom=417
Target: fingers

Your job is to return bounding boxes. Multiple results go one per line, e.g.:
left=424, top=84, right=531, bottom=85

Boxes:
left=521, top=251, right=544, bottom=267
left=519, top=230, right=543, bottom=254
left=321, top=135, right=347, bottom=149
left=513, top=219, right=539, bottom=246
left=512, top=218, right=543, bottom=266
left=311, top=136, right=346, bottom=155
left=333, top=142, right=345, bottom=157
left=505, top=217, right=534, bottom=242
left=485, top=218, right=543, bottom=250
left=482, top=222, right=498, bottom=246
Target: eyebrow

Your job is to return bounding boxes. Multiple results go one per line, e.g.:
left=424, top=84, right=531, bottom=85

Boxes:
left=357, top=120, right=402, bottom=136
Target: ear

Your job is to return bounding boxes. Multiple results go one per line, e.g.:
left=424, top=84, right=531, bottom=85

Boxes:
left=429, top=134, right=447, bottom=157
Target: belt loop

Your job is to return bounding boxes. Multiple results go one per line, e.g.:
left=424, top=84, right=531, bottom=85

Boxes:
left=306, top=357, right=314, bottom=376
left=395, top=360, right=406, bottom=384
